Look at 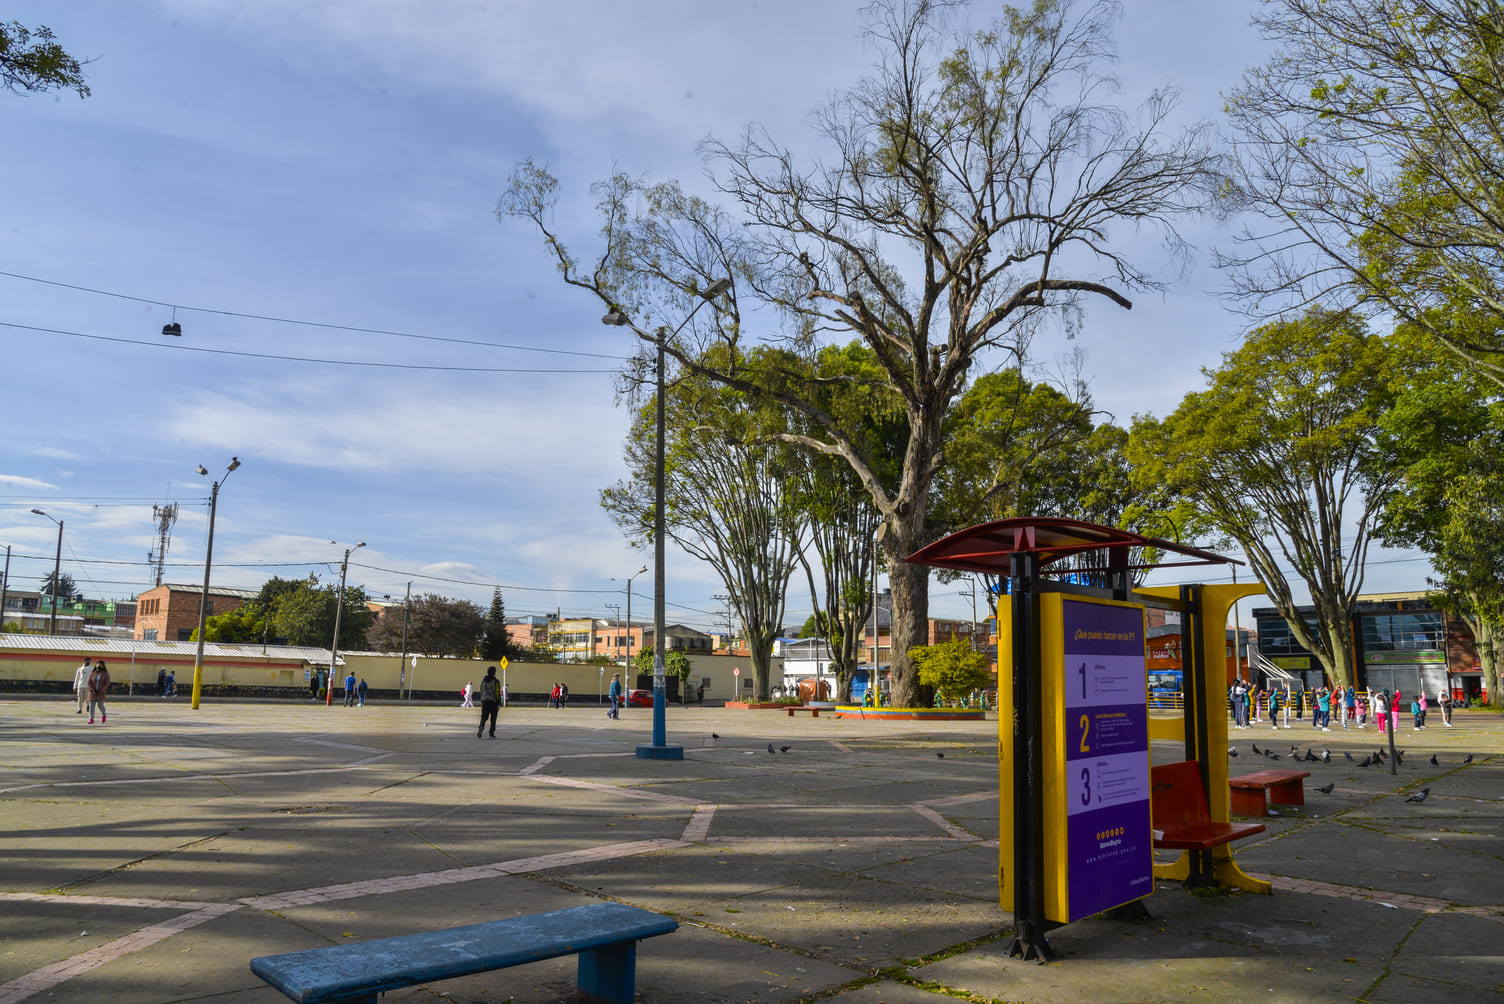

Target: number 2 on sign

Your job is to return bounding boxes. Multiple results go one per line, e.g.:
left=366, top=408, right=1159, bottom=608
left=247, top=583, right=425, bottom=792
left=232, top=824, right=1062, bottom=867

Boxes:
left=1079, top=713, right=1090, bottom=753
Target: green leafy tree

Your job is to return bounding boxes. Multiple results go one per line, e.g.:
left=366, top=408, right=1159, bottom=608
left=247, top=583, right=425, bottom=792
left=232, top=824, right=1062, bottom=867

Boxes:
left=1129, top=309, right=1418, bottom=689
left=270, top=578, right=374, bottom=650
left=1373, top=334, right=1504, bottom=705
left=631, top=647, right=692, bottom=694
left=197, top=606, right=266, bottom=644
left=1223, top=0, right=1504, bottom=386
left=368, top=593, right=483, bottom=658
left=912, top=639, right=992, bottom=703
left=1, top=21, right=90, bottom=97
left=478, top=587, right=518, bottom=661
left=501, top=0, right=1217, bottom=706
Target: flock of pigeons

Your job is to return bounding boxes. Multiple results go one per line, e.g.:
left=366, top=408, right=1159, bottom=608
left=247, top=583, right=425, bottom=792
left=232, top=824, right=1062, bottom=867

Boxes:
left=1228, top=741, right=1477, bottom=803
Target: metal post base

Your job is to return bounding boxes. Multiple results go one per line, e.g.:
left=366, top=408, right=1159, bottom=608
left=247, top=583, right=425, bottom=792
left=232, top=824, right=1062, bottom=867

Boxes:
left=1006, top=923, right=1055, bottom=963
left=635, top=744, right=684, bottom=760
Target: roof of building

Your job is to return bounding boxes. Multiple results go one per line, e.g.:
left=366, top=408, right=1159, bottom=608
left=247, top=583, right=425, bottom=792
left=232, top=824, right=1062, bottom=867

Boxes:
left=143, top=584, right=261, bottom=600
left=0, top=634, right=341, bottom=663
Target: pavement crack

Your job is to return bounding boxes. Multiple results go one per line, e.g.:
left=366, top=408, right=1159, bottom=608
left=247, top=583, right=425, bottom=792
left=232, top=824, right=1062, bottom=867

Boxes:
left=52, top=829, right=234, bottom=893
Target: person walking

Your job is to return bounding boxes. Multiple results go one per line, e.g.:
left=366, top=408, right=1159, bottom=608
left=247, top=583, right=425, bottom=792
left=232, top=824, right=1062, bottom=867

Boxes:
left=86, top=660, right=111, bottom=724
left=477, top=666, right=501, bottom=738
left=607, top=673, right=622, bottom=719
left=1438, top=687, right=1454, bottom=726
left=357, top=678, right=368, bottom=707
left=343, top=670, right=358, bottom=708
left=156, top=667, right=168, bottom=698
left=166, top=671, right=176, bottom=697
left=72, top=657, right=93, bottom=714
left=1417, top=689, right=1428, bottom=728
left=1391, top=688, right=1403, bottom=734
left=461, top=682, right=474, bottom=708
left=1375, top=689, right=1388, bottom=734
left=559, top=682, right=569, bottom=708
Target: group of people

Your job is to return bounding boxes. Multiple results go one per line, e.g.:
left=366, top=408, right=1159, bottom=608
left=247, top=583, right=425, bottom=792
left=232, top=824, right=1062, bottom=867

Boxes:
left=71, top=657, right=111, bottom=723
left=548, top=682, right=570, bottom=708
left=154, top=667, right=177, bottom=697
left=1229, top=679, right=1457, bottom=732
left=341, top=672, right=369, bottom=707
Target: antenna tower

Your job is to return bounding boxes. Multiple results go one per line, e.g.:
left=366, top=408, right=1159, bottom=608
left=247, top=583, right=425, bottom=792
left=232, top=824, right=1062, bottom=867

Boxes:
left=148, top=502, right=179, bottom=586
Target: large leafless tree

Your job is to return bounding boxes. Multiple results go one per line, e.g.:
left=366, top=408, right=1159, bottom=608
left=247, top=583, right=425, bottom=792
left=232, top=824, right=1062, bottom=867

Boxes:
left=501, top=0, right=1217, bottom=705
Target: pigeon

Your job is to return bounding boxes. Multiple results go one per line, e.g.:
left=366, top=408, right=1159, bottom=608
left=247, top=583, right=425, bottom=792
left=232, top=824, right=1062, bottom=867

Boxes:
left=780, top=746, right=791, bottom=753
left=1316, top=782, right=1335, bottom=794
left=768, top=743, right=776, bottom=754
left=1322, top=749, right=1331, bottom=764
left=1404, top=787, right=1430, bottom=804
left=1430, top=754, right=1438, bottom=766
left=1267, top=753, right=1281, bottom=760
left=1290, top=745, right=1301, bottom=754
left=1344, top=751, right=1354, bottom=762
left=1358, top=756, right=1372, bottom=768
left=1304, top=750, right=1319, bottom=763
left=1395, top=750, right=1405, bottom=766
left=1228, top=747, right=1239, bottom=757
left=712, top=732, right=721, bottom=739
left=1462, top=754, right=1474, bottom=765
left=1251, top=743, right=1265, bottom=756
left=936, top=752, right=945, bottom=759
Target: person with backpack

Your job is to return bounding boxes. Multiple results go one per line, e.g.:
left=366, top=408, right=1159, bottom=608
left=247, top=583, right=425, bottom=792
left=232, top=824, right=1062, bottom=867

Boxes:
left=478, top=667, right=502, bottom=738
left=607, top=673, right=622, bottom=719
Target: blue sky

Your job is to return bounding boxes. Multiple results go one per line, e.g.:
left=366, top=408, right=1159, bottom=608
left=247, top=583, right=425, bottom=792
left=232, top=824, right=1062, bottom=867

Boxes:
left=0, top=0, right=1431, bottom=632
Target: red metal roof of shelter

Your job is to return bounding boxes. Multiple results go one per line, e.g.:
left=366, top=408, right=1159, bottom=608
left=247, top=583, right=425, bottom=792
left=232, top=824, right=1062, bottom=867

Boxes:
left=905, top=516, right=1238, bottom=574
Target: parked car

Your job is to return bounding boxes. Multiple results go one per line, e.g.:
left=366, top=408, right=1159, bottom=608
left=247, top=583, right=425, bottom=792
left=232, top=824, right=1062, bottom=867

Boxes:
left=626, top=689, right=654, bottom=707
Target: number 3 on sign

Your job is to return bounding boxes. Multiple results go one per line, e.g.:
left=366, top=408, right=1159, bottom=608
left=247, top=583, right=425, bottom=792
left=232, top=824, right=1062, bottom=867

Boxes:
left=1080, top=766, right=1091, bottom=806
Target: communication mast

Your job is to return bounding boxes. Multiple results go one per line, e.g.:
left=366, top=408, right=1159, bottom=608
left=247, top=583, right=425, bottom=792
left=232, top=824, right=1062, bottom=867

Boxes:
left=148, top=502, right=179, bottom=587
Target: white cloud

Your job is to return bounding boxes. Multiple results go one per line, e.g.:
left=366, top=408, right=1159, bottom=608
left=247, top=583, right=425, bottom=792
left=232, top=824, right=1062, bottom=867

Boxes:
left=0, top=474, right=58, bottom=491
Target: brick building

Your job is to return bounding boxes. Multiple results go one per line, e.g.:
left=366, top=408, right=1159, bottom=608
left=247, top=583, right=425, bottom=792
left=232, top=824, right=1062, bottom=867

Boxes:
left=134, top=583, right=258, bottom=641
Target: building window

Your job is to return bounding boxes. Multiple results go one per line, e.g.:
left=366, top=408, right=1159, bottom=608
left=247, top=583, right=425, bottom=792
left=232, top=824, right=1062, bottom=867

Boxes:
left=1361, top=612, right=1443, bottom=652
left=143, top=629, right=158, bottom=641
left=177, top=629, right=193, bottom=641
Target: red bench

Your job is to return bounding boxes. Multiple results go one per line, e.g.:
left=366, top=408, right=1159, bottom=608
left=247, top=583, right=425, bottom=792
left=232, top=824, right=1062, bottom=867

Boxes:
left=1229, top=769, right=1309, bottom=817
left=787, top=706, right=820, bottom=717
left=1151, top=761, right=1265, bottom=850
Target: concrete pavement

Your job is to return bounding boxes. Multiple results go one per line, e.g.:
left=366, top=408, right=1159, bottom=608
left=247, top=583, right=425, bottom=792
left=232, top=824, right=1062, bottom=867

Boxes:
left=0, top=698, right=1500, bottom=1003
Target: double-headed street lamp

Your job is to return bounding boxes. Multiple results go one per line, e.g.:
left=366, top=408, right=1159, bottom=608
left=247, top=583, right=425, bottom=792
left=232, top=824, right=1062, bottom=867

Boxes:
left=191, top=457, right=240, bottom=709
left=30, top=509, right=64, bottom=636
left=611, top=564, right=648, bottom=668
left=602, top=277, right=731, bottom=760
left=326, top=541, right=365, bottom=706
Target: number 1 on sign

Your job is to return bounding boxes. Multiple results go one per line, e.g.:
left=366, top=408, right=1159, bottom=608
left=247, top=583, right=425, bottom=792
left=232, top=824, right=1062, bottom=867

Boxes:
left=1078, top=661, right=1087, bottom=699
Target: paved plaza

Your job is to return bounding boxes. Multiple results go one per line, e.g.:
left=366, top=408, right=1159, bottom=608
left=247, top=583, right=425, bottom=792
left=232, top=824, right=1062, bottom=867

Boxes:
left=0, top=697, right=1501, bottom=1003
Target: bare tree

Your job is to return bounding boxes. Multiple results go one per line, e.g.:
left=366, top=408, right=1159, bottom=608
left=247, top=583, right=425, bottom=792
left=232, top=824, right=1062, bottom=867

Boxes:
left=501, top=0, right=1216, bottom=705
left=1223, top=0, right=1504, bottom=385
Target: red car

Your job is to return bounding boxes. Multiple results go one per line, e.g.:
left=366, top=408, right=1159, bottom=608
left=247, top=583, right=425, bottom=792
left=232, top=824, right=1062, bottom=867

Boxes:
left=626, top=689, right=654, bottom=707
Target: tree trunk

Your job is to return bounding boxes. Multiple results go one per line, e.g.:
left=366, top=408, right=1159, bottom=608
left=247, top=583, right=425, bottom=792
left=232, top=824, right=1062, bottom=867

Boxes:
left=885, top=537, right=931, bottom=708
left=1476, top=616, right=1503, bottom=709
left=749, top=631, right=777, bottom=702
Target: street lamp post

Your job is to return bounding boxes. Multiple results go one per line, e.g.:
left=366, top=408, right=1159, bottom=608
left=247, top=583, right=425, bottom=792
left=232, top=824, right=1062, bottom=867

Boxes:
left=326, top=541, right=366, bottom=706
left=30, top=509, right=64, bottom=636
left=611, top=565, right=647, bottom=670
left=603, top=277, right=730, bottom=759
left=189, top=458, right=240, bottom=709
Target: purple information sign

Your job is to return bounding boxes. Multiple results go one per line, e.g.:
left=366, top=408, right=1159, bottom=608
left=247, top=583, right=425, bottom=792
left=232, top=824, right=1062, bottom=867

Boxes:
left=1062, top=599, right=1152, bottom=920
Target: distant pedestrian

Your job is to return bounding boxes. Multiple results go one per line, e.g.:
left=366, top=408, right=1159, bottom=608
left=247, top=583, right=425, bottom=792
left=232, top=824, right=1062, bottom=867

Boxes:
left=357, top=678, right=368, bottom=707
left=156, top=667, right=168, bottom=698
left=86, top=660, right=110, bottom=724
left=696, top=682, right=704, bottom=705
left=72, top=657, right=93, bottom=714
left=1438, top=688, right=1453, bottom=727
left=607, top=673, right=622, bottom=719
left=1343, top=686, right=1356, bottom=729
left=1268, top=688, right=1282, bottom=728
left=549, top=683, right=561, bottom=709
left=344, top=671, right=358, bottom=707
left=1392, top=689, right=1403, bottom=734
left=309, top=673, right=320, bottom=699
left=559, top=682, right=569, bottom=708
left=166, top=671, right=176, bottom=697
left=1417, top=690, right=1428, bottom=728
left=1316, top=687, right=1331, bottom=730
left=461, top=682, right=474, bottom=708
left=1375, top=689, right=1388, bottom=734
left=478, top=666, right=501, bottom=738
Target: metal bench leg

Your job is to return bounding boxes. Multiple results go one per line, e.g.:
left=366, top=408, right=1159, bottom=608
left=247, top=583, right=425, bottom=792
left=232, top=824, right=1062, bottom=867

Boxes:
left=578, top=940, right=637, bottom=1004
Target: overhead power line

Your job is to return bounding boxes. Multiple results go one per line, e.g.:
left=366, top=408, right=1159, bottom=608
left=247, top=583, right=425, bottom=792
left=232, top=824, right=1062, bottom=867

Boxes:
left=0, top=269, right=627, bottom=360
left=2, top=321, right=618, bottom=374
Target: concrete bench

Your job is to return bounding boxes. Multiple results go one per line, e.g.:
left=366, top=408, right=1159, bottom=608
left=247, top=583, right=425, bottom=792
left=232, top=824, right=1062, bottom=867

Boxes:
left=1229, top=768, right=1310, bottom=817
left=250, top=902, right=677, bottom=1004
left=787, top=706, right=820, bottom=717
left=1151, top=761, right=1265, bottom=851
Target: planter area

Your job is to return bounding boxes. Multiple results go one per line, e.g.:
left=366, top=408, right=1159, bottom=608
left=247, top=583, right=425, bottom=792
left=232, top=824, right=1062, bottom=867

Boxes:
left=833, top=706, right=986, bottom=720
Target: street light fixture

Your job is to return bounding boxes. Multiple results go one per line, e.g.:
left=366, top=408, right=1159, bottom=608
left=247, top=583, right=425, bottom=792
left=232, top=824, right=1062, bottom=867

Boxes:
left=30, top=509, right=63, bottom=636
left=326, top=541, right=366, bottom=706
left=602, top=277, right=731, bottom=759
left=190, top=458, right=240, bottom=708
left=611, top=565, right=648, bottom=669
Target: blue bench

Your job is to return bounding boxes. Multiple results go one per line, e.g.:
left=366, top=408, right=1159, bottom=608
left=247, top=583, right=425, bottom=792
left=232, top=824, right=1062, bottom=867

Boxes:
left=250, top=902, right=677, bottom=1004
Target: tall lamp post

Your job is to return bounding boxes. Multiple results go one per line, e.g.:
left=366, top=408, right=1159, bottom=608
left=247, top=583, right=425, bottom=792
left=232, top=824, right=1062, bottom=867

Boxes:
left=603, top=277, right=730, bottom=760
left=326, top=541, right=365, bottom=706
left=612, top=565, right=648, bottom=669
left=30, top=509, right=64, bottom=636
left=189, top=458, right=239, bottom=708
